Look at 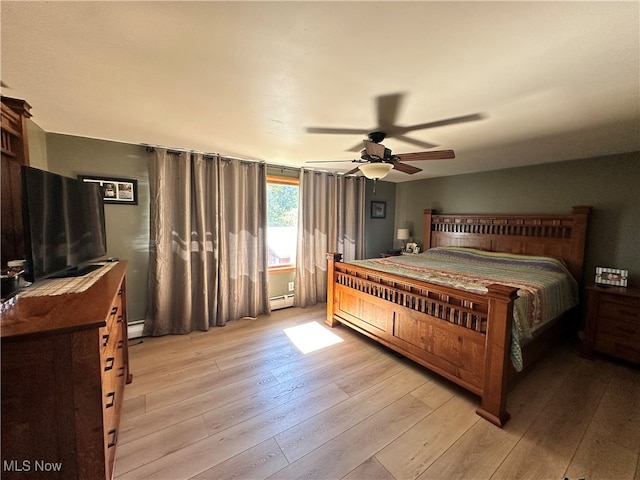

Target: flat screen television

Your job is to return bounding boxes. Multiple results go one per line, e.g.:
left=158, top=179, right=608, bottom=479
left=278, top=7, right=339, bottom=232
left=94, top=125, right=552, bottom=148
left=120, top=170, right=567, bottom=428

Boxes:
left=21, top=166, right=108, bottom=282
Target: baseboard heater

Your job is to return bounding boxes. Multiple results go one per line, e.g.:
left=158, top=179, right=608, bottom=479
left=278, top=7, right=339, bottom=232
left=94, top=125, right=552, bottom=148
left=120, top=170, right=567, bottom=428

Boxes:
left=270, top=294, right=294, bottom=311
left=128, top=320, right=144, bottom=339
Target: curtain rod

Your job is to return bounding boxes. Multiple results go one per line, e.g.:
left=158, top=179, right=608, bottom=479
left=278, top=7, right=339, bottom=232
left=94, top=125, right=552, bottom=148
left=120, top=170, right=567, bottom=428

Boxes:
left=267, top=164, right=300, bottom=174
left=142, top=144, right=353, bottom=176
left=142, top=143, right=264, bottom=164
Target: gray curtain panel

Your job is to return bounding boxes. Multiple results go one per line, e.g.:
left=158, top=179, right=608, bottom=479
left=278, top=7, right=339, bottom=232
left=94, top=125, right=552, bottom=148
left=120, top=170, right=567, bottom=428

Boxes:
left=144, top=149, right=269, bottom=335
left=294, top=169, right=365, bottom=307
left=217, top=158, right=270, bottom=323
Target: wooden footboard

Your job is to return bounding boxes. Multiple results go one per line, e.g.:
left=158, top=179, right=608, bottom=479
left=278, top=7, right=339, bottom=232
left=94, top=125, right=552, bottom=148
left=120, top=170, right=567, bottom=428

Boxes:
left=326, top=253, right=517, bottom=426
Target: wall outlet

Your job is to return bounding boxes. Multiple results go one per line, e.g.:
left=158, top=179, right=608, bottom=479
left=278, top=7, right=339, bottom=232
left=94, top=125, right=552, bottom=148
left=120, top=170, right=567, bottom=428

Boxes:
left=288, top=281, right=294, bottom=292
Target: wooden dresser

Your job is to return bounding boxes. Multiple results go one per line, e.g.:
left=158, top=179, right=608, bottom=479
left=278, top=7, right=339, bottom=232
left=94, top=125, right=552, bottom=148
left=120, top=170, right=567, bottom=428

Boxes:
left=581, top=284, right=640, bottom=364
left=0, top=262, right=131, bottom=480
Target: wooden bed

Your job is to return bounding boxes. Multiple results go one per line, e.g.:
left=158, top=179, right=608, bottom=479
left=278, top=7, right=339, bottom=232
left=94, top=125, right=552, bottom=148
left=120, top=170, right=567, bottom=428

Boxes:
left=326, top=206, right=591, bottom=427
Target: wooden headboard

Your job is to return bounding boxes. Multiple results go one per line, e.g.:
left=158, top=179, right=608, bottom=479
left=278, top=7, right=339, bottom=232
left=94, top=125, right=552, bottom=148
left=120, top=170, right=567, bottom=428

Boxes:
left=423, top=206, right=591, bottom=281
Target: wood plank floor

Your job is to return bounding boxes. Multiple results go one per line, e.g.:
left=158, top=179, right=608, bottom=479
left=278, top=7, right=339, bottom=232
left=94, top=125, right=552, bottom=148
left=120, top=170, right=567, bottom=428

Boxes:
left=115, top=304, right=640, bottom=480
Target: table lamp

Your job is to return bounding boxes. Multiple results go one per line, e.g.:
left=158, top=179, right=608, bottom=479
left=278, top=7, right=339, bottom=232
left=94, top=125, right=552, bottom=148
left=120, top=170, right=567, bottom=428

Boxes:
left=397, top=228, right=410, bottom=251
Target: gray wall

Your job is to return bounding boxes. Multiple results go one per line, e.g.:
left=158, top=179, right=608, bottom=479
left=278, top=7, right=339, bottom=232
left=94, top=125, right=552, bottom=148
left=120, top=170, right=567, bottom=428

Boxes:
left=395, top=152, right=640, bottom=286
left=45, top=134, right=149, bottom=321
left=364, top=180, right=397, bottom=258
left=36, top=130, right=640, bottom=322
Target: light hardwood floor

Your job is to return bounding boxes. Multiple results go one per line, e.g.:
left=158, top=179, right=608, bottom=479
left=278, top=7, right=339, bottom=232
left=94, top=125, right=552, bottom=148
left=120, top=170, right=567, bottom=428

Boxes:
left=115, top=304, right=640, bottom=480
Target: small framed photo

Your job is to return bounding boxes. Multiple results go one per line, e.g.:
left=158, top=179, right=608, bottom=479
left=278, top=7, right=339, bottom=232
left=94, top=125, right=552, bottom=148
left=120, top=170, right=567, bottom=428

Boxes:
left=405, top=242, right=418, bottom=254
left=371, top=201, right=386, bottom=219
left=79, top=175, right=138, bottom=205
left=595, top=267, right=628, bottom=287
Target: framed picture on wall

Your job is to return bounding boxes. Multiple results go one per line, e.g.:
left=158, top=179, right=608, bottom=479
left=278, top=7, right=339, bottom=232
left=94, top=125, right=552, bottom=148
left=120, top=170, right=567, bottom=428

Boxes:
left=78, top=175, right=138, bottom=205
left=371, top=201, right=386, bottom=219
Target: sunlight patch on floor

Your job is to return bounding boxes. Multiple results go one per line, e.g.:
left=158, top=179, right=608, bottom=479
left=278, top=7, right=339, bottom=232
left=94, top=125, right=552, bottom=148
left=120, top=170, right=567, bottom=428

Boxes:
left=283, top=321, right=344, bottom=354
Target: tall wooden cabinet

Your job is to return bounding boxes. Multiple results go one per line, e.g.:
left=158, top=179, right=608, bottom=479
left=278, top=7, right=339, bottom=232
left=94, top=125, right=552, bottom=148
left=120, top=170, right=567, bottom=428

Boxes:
left=0, top=262, right=132, bottom=480
left=1, top=96, right=32, bottom=268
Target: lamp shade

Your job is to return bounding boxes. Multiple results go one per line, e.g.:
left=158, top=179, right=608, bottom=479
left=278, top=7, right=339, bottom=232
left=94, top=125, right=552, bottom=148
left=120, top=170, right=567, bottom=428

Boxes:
left=358, top=162, right=393, bottom=180
left=397, top=228, right=410, bottom=240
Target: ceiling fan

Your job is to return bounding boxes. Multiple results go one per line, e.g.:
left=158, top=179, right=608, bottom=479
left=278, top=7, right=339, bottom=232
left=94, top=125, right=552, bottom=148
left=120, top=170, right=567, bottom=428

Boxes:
left=305, top=93, right=483, bottom=179
left=306, top=133, right=455, bottom=180
left=306, top=92, right=484, bottom=152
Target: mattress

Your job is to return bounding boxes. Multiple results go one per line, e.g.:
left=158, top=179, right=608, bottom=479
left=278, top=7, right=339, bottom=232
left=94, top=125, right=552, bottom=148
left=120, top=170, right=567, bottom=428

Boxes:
left=348, top=247, right=579, bottom=370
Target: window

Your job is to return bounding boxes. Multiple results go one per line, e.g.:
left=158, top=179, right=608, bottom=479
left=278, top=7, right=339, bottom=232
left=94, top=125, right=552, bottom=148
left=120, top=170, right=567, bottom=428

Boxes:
left=267, top=175, right=299, bottom=270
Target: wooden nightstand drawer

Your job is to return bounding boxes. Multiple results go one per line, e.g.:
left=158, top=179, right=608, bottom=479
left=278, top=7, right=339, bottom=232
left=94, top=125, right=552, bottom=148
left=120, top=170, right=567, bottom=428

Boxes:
left=597, top=316, right=640, bottom=339
left=594, top=333, right=640, bottom=364
left=599, top=292, right=640, bottom=307
left=598, top=298, right=640, bottom=321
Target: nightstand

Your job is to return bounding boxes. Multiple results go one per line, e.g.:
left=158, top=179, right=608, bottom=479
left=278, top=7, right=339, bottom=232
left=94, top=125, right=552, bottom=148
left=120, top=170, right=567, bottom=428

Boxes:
left=581, top=284, right=640, bottom=364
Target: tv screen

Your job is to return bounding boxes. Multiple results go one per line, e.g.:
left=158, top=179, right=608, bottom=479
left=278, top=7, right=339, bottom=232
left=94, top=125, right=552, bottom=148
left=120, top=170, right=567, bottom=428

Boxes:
left=21, top=166, right=107, bottom=282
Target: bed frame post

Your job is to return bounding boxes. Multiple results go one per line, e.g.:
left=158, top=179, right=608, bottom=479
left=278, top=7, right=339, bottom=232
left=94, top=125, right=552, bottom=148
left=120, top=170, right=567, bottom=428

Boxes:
left=477, top=283, right=519, bottom=427
left=326, top=253, right=342, bottom=327
left=570, top=206, right=591, bottom=281
left=423, top=209, right=435, bottom=250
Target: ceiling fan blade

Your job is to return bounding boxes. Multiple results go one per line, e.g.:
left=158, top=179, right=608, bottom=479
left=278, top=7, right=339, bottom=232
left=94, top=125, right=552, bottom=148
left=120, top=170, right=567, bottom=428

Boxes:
left=397, top=150, right=455, bottom=162
left=344, top=166, right=361, bottom=175
left=393, top=134, right=439, bottom=150
left=306, top=127, right=370, bottom=135
left=392, top=161, right=422, bottom=174
left=363, top=140, right=386, bottom=158
left=399, top=113, right=485, bottom=134
left=376, top=93, right=404, bottom=129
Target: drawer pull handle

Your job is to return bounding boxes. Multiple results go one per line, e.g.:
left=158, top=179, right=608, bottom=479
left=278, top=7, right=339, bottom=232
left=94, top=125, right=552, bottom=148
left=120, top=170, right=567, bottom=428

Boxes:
left=105, top=391, right=115, bottom=408
left=102, top=334, right=109, bottom=347
left=117, top=340, right=124, bottom=349
left=111, top=306, right=118, bottom=315
left=107, top=429, right=117, bottom=448
left=117, top=315, right=124, bottom=323
left=104, top=357, right=115, bottom=371
left=118, top=366, right=125, bottom=377
left=118, top=289, right=123, bottom=296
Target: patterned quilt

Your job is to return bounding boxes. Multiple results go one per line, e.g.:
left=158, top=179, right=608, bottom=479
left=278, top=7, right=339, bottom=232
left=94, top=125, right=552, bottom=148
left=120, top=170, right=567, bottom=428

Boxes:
left=348, top=247, right=579, bottom=371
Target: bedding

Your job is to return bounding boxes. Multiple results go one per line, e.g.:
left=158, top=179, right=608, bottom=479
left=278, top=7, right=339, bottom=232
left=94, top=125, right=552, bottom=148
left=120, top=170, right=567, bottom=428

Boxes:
left=348, top=247, right=579, bottom=370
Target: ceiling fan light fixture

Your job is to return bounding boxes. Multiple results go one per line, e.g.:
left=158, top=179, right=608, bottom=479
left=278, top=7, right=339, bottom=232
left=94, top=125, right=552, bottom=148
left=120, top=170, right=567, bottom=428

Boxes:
left=358, top=162, right=393, bottom=180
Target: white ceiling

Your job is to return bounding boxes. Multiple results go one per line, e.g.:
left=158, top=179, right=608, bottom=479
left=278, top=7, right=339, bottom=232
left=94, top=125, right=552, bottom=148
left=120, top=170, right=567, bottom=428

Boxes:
left=2, top=1, right=639, bottom=182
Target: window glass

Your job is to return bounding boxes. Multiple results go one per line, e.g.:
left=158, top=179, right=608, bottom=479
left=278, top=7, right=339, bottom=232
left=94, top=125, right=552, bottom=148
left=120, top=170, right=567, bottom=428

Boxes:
left=267, top=176, right=299, bottom=269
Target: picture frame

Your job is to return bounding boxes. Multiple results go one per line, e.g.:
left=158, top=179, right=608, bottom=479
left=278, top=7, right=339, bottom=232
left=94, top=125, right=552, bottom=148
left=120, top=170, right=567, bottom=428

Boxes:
left=78, top=175, right=138, bottom=205
left=595, top=267, right=628, bottom=287
left=405, top=242, right=419, bottom=254
left=370, top=201, right=386, bottom=219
